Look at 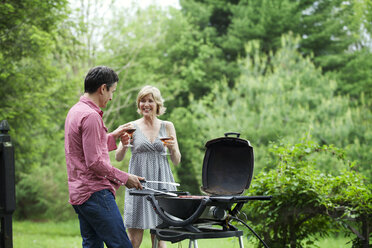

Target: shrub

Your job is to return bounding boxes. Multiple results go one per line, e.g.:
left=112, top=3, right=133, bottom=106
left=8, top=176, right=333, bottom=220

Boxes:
left=243, top=138, right=371, bottom=248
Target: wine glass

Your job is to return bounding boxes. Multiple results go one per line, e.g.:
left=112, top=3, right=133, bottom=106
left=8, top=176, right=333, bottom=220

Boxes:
left=159, top=136, right=171, bottom=156
left=124, top=128, right=136, bottom=147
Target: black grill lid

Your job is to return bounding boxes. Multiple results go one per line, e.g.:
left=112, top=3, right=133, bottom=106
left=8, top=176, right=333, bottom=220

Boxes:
left=201, top=132, right=254, bottom=195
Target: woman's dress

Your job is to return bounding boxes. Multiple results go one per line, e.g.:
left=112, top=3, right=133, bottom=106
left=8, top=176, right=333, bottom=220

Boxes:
left=124, top=122, right=177, bottom=229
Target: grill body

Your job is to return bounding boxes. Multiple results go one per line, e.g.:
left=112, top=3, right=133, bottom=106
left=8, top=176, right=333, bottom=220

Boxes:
left=131, top=132, right=272, bottom=246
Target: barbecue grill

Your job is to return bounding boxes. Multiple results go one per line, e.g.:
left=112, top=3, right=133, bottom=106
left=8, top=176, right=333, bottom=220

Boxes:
left=130, top=132, right=272, bottom=247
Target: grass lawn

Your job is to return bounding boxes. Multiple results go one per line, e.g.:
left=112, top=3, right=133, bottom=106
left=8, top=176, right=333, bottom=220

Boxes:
left=13, top=220, right=351, bottom=248
left=13, top=220, right=251, bottom=248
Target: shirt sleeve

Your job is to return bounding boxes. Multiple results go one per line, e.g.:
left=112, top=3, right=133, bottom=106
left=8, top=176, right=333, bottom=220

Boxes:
left=107, top=133, right=117, bottom=151
left=81, top=113, right=129, bottom=185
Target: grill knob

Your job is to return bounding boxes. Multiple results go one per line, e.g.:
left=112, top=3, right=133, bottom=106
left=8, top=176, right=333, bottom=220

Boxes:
left=212, top=207, right=227, bottom=220
left=201, top=206, right=227, bottom=220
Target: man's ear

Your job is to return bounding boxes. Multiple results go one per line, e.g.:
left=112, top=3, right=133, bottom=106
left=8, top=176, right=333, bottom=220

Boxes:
left=99, top=84, right=106, bottom=95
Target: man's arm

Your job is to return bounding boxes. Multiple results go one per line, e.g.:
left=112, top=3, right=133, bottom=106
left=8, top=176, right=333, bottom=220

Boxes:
left=107, top=123, right=134, bottom=152
left=81, top=113, right=143, bottom=189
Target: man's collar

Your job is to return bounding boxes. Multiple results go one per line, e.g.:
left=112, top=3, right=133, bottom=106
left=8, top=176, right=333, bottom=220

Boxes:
left=80, top=95, right=103, bottom=117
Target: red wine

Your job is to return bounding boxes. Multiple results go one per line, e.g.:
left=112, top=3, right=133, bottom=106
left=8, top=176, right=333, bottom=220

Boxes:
left=125, top=128, right=136, bottom=140
left=126, top=128, right=136, bottom=134
left=159, top=137, right=171, bottom=144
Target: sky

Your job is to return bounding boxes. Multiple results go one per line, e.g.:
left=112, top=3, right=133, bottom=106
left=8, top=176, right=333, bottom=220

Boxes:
left=69, top=0, right=181, bottom=15
left=124, top=0, right=180, bottom=9
left=69, top=0, right=181, bottom=21
left=67, top=0, right=181, bottom=51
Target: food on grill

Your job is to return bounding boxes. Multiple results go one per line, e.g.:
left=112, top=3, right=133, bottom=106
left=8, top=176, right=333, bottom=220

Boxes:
left=178, top=195, right=209, bottom=199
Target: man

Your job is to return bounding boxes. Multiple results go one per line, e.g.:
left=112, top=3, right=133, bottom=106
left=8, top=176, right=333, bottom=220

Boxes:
left=65, top=66, right=144, bottom=248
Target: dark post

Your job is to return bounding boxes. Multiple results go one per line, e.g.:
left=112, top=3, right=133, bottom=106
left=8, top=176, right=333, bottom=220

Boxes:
left=0, top=120, right=15, bottom=248
left=362, top=216, right=370, bottom=248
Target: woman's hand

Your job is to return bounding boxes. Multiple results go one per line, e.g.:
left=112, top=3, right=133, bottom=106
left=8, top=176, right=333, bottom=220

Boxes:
left=120, top=133, right=131, bottom=146
left=164, top=121, right=181, bottom=165
left=164, top=135, right=176, bottom=150
left=115, top=122, right=134, bottom=162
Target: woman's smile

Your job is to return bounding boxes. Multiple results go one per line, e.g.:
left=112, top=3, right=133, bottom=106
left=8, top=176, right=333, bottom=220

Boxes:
left=140, top=94, right=157, bottom=115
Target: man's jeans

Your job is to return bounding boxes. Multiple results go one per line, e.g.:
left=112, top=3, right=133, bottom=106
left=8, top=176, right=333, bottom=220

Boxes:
left=73, top=189, right=133, bottom=248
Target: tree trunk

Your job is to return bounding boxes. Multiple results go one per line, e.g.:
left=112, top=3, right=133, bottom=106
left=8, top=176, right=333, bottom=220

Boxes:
left=289, top=215, right=297, bottom=248
left=362, top=215, right=370, bottom=248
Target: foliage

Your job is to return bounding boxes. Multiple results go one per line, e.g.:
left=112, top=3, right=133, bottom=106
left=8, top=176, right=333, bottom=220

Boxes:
left=0, top=0, right=70, bottom=175
left=181, top=0, right=372, bottom=104
left=0, top=0, right=89, bottom=219
left=173, top=34, right=372, bottom=190
left=99, top=4, right=228, bottom=130
left=335, top=48, right=372, bottom=103
left=169, top=107, right=202, bottom=194
left=243, top=139, right=371, bottom=248
left=15, top=146, right=73, bottom=220
left=0, top=0, right=68, bottom=61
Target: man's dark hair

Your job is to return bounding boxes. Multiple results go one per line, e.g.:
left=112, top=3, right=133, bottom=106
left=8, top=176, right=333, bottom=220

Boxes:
left=84, top=66, right=119, bottom=93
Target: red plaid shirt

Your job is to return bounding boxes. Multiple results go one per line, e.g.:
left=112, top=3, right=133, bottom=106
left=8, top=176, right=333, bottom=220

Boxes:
left=65, top=96, right=128, bottom=205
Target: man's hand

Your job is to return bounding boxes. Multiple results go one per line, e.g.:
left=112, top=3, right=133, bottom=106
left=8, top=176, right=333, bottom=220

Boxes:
left=125, top=174, right=144, bottom=190
left=112, top=123, right=134, bottom=140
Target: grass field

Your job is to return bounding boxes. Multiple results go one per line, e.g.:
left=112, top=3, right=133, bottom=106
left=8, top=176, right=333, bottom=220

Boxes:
left=13, top=220, right=352, bottom=248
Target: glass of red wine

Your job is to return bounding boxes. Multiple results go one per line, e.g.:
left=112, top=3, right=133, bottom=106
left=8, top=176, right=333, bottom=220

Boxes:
left=124, top=128, right=136, bottom=147
left=159, top=136, right=171, bottom=156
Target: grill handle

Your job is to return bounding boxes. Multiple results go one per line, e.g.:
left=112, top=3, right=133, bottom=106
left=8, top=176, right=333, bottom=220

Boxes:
left=224, top=132, right=240, bottom=138
left=147, top=195, right=210, bottom=227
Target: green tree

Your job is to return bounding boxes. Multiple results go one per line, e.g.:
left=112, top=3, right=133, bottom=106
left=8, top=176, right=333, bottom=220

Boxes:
left=0, top=0, right=69, bottom=176
left=99, top=5, right=225, bottom=128
left=0, top=0, right=90, bottom=219
left=180, top=0, right=372, bottom=103
left=172, top=34, right=371, bottom=193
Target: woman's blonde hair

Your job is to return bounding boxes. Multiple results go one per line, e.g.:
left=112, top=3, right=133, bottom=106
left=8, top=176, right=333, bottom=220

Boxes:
left=136, top=85, right=166, bottom=116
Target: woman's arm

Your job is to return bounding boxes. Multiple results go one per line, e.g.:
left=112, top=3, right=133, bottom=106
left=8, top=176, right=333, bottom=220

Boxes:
left=115, top=122, right=133, bottom=162
left=115, top=138, right=129, bottom=162
left=165, top=121, right=181, bottom=165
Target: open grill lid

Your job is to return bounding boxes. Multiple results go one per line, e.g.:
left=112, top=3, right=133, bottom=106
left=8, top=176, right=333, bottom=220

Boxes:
left=201, top=132, right=254, bottom=195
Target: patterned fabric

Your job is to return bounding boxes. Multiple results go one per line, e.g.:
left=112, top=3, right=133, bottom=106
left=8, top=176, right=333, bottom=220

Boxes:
left=65, top=96, right=128, bottom=205
left=124, top=122, right=177, bottom=229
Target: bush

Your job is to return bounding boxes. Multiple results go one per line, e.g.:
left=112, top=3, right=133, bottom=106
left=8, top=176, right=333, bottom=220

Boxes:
left=243, top=138, right=371, bottom=248
left=15, top=159, right=74, bottom=221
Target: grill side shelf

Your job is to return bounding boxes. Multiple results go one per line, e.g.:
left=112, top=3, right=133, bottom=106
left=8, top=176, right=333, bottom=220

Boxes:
left=210, top=195, right=272, bottom=203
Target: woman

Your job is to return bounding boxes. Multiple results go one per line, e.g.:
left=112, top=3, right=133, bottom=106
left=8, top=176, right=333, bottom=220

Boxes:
left=116, top=85, right=181, bottom=248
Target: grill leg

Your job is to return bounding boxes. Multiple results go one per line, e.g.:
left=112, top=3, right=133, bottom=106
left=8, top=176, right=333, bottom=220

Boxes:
left=194, top=240, right=199, bottom=248
left=188, top=239, right=198, bottom=248
left=238, top=235, right=244, bottom=248
left=153, top=235, right=158, bottom=248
